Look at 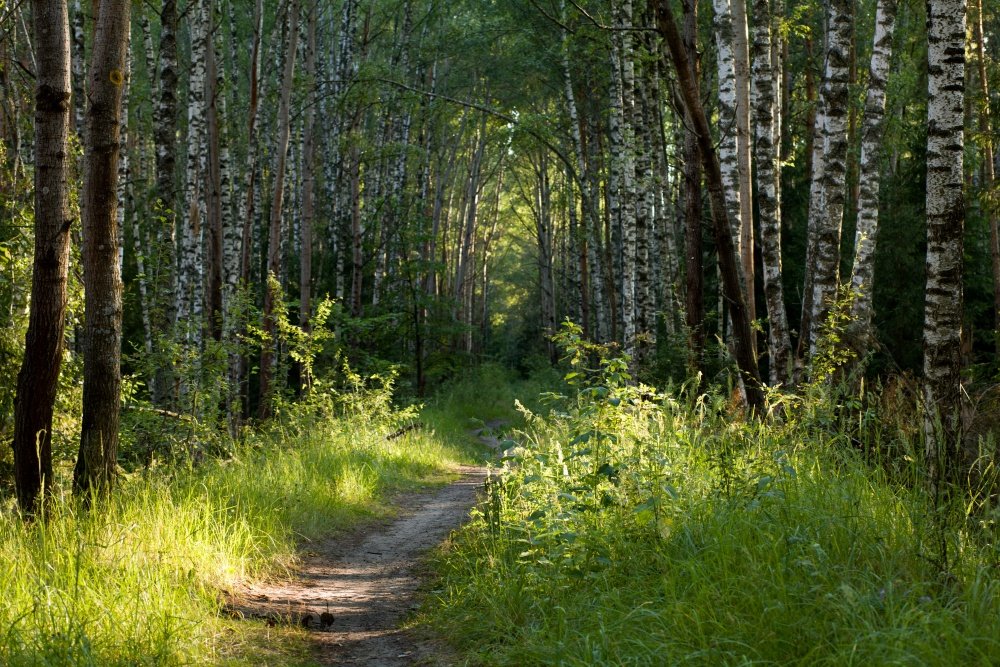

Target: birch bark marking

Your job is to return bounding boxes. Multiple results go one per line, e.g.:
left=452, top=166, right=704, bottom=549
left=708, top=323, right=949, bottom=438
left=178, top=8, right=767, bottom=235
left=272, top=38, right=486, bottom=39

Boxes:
left=75, top=0, right=131, bottom=497
left=923, top=0, right=966, bottom=494
left=750, top=0, right=792, bottom=384
left=847, top=0, right=897, bottom=349
left=259, top=0, right=300, bottom=419
left=179, top=0, right=209, bottom=344
left=807, top=0, right=854, bottom=361
left=713, top=0, right=743, bottom=259
left=12, top=0, right=73, bottom=512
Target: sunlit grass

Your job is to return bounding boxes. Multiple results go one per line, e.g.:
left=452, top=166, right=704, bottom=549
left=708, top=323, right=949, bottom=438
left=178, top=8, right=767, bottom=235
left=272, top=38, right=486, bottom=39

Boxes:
left=0, top=397, right=470, bottom=666
left=424, top=371, right=1000, bottom=666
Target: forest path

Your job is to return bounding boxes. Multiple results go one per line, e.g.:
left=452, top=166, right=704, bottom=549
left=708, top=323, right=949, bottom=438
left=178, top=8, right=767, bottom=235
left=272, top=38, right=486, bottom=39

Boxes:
left=230, top=463, right=489, bottom=666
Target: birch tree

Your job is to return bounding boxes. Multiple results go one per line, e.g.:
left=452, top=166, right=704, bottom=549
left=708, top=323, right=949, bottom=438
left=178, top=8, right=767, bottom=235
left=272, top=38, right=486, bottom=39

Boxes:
left=806, top=0, right=854, bottom=361
left=751, top=0, right=791, bottom=384
left=923, top=0, right=966, bottom=495
left=847, top=0, right=897, bottom=350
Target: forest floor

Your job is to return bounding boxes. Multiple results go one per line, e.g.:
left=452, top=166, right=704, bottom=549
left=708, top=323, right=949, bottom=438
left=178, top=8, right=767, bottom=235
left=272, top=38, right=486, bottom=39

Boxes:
left=226, top=419, right=507, bottom=666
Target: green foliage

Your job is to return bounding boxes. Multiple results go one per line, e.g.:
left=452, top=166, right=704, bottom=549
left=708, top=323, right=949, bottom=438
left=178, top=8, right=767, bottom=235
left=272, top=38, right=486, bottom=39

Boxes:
left=424, top=339, right=1000, bottom=665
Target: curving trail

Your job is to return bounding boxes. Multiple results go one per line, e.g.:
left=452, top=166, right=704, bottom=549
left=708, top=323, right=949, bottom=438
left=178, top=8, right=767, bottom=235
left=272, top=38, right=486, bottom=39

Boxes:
left=231, top=465, right=487, bottom=666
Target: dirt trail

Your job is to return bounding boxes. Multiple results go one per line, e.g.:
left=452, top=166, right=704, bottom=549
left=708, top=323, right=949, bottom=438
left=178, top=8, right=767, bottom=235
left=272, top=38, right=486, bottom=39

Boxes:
left=230, top=465, right=488, bottom=666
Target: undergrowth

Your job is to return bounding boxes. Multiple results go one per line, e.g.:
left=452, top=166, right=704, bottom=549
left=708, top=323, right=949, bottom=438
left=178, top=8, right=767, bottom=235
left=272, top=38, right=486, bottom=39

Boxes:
left=424, top=324, right=1000, bottom=665
left=0, top=373, right=472, bottom=666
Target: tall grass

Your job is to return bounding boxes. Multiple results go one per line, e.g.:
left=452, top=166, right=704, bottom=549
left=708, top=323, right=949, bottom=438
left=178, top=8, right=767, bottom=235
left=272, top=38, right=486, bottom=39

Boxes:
left=0, top=388, right=470, bottom=666
left=424, top=342, right=1000, bottom=665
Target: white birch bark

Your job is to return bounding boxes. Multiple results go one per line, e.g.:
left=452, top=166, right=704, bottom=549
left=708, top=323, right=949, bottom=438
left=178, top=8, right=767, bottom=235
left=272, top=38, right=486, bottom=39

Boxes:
left=807, top=0, right=854, bottom=360
left=751, top=0, right=792, bottom=384
left=847, top=0, right=897, bottom=346
left=923, top=0, right=966, bottom=493
left=179, top=0, right=209, bottom=346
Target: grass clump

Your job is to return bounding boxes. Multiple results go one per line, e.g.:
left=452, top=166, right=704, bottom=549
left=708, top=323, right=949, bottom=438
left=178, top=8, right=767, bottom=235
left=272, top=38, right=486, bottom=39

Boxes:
left=0, top=375, right=470, bottom=666
left=424, top=326, right=1000, bottom=665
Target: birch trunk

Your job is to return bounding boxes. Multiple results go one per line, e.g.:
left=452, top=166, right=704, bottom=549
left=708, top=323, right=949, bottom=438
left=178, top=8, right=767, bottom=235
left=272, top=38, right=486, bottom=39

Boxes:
left=751, top=0, right=792, bottom=384
left=847, top=0, right=897, bottom=349
left=923, top=0, right=966, bottom=495
left=807, top=0, right=854, bottom=361
left=178, top=0, right=208, bottom=347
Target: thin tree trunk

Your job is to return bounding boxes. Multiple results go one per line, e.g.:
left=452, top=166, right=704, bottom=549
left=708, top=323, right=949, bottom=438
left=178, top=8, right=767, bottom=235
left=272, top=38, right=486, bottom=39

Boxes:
left=12, top=0, right=73, bottom=513
left=847, top=0, right=897, bottom=352
left=807, top=0, right=854, bottom=361
left=259, top=0, right=300, bottom=418
left=971, top=0, right=1000, bottom=354
left=300, top=2, right=317, bottom=348
left=75, top=0, right=131, bottom=498
left=751, top=0, right=792, bottom=384
left=682, top=0, right=705, bottom=377
left=151, top=0, right=178, bottom=406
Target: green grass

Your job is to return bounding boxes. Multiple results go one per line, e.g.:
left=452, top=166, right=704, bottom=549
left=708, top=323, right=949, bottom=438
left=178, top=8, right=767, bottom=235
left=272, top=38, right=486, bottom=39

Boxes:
left=0, top=395, right=474, bottom=666
left=423, top=372, right=1000, bottom=666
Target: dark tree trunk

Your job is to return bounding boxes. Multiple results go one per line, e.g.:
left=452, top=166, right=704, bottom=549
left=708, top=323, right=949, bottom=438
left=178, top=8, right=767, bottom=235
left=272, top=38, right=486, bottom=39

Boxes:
left=654, top=0, right=765, bottom=413
left=74, top=0, right=131, bottom=498
left=258, top=0, right=300, bottom=419
left=12, top=0, right=73, bottom=513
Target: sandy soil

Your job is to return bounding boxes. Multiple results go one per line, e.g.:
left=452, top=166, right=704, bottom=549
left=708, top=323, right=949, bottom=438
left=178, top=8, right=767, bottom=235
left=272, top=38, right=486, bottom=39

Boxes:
left=228, top=465, right=488, bottom=666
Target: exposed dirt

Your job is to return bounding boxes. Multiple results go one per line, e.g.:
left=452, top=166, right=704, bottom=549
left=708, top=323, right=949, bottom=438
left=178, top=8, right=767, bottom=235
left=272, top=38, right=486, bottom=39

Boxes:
left=227, top=464, right=489, bottom=666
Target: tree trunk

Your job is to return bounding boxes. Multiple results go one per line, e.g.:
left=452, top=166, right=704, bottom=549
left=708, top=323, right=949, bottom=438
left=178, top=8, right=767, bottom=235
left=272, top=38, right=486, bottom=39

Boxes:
left=654, top=0, right=765, bottom=413
left=751, top=0, right=792, bottom=385
left=259, top=0, right=300, bottom=418
left=178, top=0, right=209, bottom=349
left=74, top=0, right=131, bottom=498
left=300, top=2, right=317, bottom=346
left=847, top=0, right=897, bottom=351
left=806, top=0, right=854, bottom=361
left=923, top=0, right=966, bottom=496
left=151, top=0, right=178, bottom=406
left=971, top=0, right=1000, bottom=354
left=682, top=0, right=705, bottom=377
left=12, top=0, right=73, bottom=513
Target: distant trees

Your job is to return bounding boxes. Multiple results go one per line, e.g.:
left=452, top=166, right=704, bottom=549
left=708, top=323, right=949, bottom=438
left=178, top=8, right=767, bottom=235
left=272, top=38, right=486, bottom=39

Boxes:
left=3, top=0, right=999, bottom=505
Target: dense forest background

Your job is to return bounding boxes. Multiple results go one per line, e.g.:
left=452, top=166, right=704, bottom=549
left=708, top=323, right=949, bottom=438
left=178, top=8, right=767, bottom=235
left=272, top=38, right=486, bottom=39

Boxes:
left=1, top=0, right=998, bottom=503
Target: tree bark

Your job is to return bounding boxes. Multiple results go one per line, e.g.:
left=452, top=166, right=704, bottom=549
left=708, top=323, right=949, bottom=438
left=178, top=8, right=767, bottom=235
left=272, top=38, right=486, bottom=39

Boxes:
left=806, top=0, right=854, bottom=361
left=923, top=0, right=966, bottom=496
left=847, top=0, right=897, bottom=351
left=681, top=0, right=705, bottom=377
left=751, top=0, right=792, bottom=384
left=654, top=0, right=765, bottom=413
left=12, top=0, right=73, bottom=513
left=74, top=0, right=131, bottom=498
